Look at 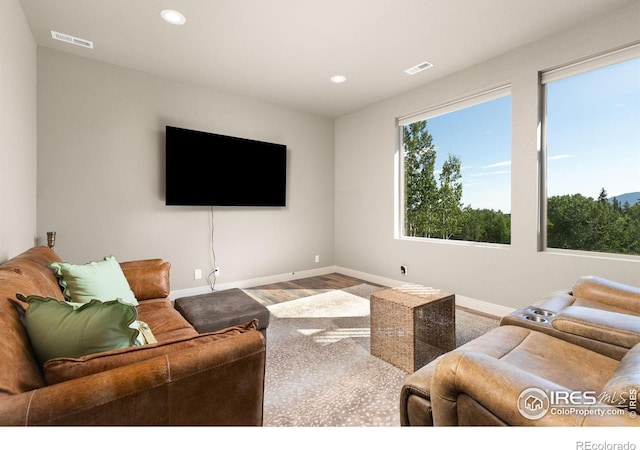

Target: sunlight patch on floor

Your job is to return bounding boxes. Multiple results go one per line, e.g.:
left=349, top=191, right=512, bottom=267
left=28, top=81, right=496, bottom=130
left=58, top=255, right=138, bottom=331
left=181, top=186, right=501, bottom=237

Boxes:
left=297, top=327, right=370, bottom=345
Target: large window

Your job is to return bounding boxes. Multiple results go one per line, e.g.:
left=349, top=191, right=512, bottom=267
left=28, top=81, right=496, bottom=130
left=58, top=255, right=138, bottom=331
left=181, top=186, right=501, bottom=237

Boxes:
left=542, top=47, right=640, bottom=256
left=399, top=87, right=512, bottom=244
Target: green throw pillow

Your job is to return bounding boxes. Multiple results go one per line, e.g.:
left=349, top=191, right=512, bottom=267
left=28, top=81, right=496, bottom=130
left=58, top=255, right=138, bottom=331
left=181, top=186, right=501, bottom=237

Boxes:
left=49, top=256, right=138, bottom=306
left=17, top=294, right=140, bottom=364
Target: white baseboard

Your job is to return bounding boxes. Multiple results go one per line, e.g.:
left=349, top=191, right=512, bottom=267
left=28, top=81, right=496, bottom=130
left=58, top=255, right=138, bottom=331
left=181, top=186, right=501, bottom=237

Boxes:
left=455, top=295, right=514, bottom=318
left=334, top=266, right=405, bottom=288
left=169, top=265, right=338, bottom=301
left=335, top=266, right=514, bottom=318
left=170, top=265, right=515, bottom=318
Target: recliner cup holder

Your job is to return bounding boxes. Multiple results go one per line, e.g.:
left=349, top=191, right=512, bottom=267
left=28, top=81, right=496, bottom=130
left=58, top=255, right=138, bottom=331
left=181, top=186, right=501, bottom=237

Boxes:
left=514, top=307, right=556, bottom=325
left=530, top=308, right=555, bottom=317
left=522, top=314, right=549, bottom=324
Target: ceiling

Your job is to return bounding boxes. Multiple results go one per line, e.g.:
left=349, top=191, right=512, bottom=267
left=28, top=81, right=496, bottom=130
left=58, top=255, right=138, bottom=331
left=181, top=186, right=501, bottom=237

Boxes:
left=19, top=0, right=634, bottom=118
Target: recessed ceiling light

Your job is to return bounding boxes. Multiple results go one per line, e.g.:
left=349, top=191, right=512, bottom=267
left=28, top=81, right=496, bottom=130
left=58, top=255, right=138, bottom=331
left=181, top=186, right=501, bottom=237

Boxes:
left=330, top=75, right=347, bottom=84
left=161, top=9, right=186, bottom=25
left=404, top=61, right=434, bottom=75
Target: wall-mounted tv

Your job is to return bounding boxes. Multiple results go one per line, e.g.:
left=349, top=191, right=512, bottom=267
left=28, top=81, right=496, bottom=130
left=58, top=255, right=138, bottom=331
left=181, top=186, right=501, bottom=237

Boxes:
left=165, top=126, right=287, bottom=207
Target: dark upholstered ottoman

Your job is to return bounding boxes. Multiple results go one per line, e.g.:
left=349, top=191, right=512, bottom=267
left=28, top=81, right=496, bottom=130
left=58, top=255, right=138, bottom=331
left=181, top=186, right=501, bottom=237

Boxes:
left=174, top=288, right=270, bottom=338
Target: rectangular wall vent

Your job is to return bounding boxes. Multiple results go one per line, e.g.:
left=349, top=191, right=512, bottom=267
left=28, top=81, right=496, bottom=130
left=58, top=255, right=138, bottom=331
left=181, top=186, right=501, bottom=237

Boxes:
left=50, top=30, right=94, bottom=49
left=404, top=60, right=433, bottom=75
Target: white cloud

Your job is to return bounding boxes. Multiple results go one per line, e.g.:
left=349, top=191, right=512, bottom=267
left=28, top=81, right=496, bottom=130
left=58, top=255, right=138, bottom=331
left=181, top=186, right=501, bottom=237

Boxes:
left=471, top=170, right=511, bottom=177
left=483, top=160, right=511, bottom=169
left=548, top=154, right=574, bottom=160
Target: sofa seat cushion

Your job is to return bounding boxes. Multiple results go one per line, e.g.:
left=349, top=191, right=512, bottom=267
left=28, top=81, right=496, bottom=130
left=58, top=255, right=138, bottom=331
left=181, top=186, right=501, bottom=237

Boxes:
left=496, top=326, right=618, bottom=391
left=136, top=298, right=197, bottom=342
left=43, top=320, right=260, bottom=385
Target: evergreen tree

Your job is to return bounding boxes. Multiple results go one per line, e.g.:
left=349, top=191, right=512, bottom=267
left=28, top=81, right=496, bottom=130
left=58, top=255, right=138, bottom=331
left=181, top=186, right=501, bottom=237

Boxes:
left=597, top=187, right=608, bottom=204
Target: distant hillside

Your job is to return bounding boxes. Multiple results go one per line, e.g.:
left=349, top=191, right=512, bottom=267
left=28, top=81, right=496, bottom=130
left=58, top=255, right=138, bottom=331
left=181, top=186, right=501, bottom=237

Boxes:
left=609, top=192, right=640, bottom=206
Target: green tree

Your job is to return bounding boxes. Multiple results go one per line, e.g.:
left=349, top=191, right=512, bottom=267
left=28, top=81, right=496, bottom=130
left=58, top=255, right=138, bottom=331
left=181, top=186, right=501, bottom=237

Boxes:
left=435, top=154, right=463, bottom=239
left=547, top=190, right=640, bottom=256
left=403, top=122, right=437, bottom=237
left=403, top=120, right=514, bottom=245
left=459, top=207, right=511, bottom=244
left=547, top=194, right=601, bottom=250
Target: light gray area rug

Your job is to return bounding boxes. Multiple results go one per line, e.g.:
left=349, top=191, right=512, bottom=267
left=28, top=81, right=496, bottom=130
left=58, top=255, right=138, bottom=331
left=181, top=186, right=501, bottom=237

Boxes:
left=263, top=284, right=498, bottom=427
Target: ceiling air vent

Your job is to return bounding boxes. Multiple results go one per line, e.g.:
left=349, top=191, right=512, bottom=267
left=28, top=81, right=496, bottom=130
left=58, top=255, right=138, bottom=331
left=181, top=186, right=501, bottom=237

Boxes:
left=404, top=60, right=433, bottom=75
left=50, top=30, right=94, bottom=49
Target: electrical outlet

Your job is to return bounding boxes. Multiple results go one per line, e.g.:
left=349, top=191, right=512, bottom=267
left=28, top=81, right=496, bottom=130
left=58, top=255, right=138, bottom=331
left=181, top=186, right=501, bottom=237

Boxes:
left=400, top=265, right=407, bottom=276
left=214, top=267, right=220, bottom=276
left=194, top=269, right=202, bottom=280
left=315, top=255, right=320, bottom=263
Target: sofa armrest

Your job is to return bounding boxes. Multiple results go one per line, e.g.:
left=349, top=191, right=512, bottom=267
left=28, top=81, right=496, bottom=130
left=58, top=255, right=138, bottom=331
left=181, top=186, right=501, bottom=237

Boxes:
left=0, top=330, right=265, bottom=425
left=551, top=306, right=640, bottom=349
left=119, top=259, right=170, bottom=300
left=430, top=351, right=636, bottom=426
left=400, top=356, right=440, bottom=426
left=573, top=276, right=640, bottom=313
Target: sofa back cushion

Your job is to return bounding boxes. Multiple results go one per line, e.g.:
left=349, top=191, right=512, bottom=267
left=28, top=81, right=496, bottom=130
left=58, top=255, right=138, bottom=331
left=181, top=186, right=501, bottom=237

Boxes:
left=120, top=260, right=170, bottom=300
left=573, top=276, right=640, bottom=313
left=0, top=247, right=64, bottom=396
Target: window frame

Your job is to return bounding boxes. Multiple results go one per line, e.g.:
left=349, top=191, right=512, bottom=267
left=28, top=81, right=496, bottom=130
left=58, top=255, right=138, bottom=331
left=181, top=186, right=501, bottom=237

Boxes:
left=396, top=84, right=512, bottom=245
left=538, top=43, right=640, bottom=256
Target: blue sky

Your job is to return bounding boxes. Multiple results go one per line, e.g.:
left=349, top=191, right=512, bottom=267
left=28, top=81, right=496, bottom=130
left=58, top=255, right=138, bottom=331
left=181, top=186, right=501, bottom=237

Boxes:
left=420, top=57, right=639, bottom=214
left=546, top=57, right=640, bottom=201
left=427, top=95, right=512, bottom=213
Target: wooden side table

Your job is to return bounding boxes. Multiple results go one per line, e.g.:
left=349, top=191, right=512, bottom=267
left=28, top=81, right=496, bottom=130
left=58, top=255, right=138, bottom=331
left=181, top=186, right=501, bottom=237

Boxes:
left=370, top=284, right=455, bottom=373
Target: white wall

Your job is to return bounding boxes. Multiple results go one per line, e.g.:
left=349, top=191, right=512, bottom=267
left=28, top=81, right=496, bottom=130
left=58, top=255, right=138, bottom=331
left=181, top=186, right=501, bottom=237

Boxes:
left=335, top=2, right=640, bottom=309
left=36, top=49, right=335, bottom=291
left=0, top=0, right=37, bottom=261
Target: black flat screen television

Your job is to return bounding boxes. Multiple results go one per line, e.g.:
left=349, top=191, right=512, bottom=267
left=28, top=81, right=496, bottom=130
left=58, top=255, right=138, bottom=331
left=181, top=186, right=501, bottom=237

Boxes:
left=165, top=126, right=287, bottom=206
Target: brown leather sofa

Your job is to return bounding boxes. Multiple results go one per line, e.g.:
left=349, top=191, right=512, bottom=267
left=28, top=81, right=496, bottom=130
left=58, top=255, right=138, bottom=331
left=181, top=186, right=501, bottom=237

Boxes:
left=0, top=246, right=266, bottom=425
left=400, top=276, right=640, bottom=426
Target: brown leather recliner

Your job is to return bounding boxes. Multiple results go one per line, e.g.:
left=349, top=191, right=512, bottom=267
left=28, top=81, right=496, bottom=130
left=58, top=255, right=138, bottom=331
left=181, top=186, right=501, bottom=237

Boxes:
left=401, top=325, right=640, bottom=426
left=501, top=276, right=640, bottom=359
left=401, top=277, right=640, bottom=426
